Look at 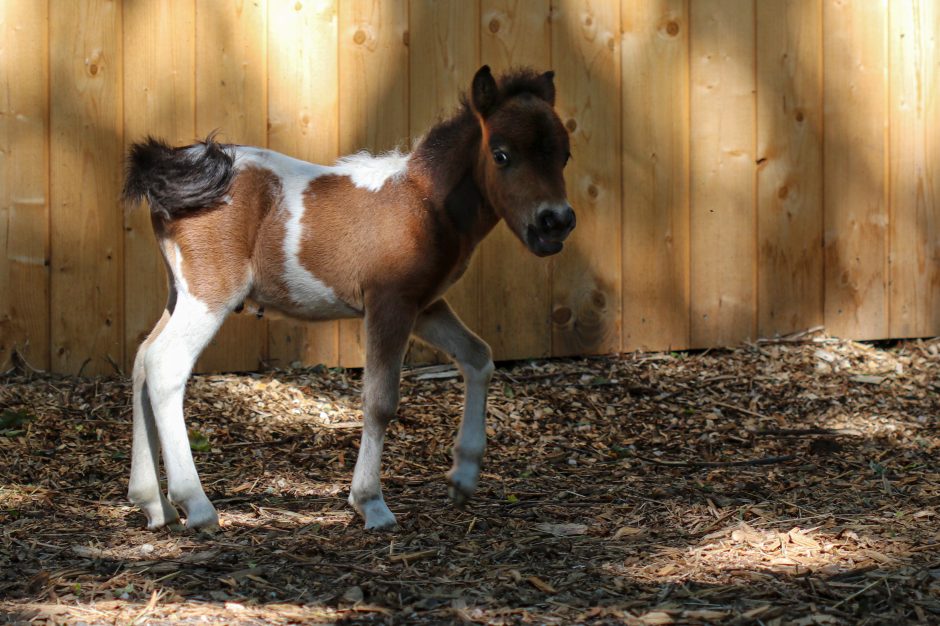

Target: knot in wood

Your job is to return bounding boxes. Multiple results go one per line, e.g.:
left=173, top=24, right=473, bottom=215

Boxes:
left=552, top=306, right=573, bottom=326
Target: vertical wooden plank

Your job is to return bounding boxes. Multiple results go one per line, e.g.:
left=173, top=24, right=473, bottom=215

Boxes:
left=689, top=0, right=756, bottom=348
left=889, top=0, right=940, bottom=338
left=0, top=0, right=50, bottom=370
left=123, top=0, right=195, bottom=371
left=621, top=0, right=689, bottom=352
left=823, top=0, right=887, bottom=339
left=337, top=0, right=409, bottom=368
left=195, top=0, right=267, bottom=372
left=756, top=0, right=823, bottom=338
left=479, top=0, right=552, bottom=360
left=50, top=0, right=123, bottom=375
left=407, top=0, right=480, bottom=363
left=267, top=0, right=340, bottom=368
left=551, top=0, right=621, bottom=355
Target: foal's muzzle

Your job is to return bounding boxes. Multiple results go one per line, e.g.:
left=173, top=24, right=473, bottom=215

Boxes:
left=526, top=204, right=577, bottom=256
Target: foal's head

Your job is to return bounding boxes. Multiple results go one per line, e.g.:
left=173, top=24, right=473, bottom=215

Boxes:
left=469, top=65, right=576, bottom=256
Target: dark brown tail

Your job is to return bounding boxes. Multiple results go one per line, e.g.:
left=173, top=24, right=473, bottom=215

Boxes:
left=123, top=133, right=236, bottom=219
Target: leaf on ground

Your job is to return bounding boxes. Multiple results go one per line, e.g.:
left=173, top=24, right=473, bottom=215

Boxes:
left=188, top=429, right=211, bottom=452
left=611, top=526, right=646, bottom=540
left=527, top=576, right=557, bottom=594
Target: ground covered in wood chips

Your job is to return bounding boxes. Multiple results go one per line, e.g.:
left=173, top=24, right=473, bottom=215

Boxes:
left=1, top=333, right=939, bottom=625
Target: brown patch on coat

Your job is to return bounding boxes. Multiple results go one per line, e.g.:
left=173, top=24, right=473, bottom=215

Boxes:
left=162, top=166, right=281, bottom=309
left=298, top=174, right=467, bottom=313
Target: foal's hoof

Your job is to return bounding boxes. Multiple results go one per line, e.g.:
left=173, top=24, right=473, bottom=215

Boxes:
left=138, top=500, right=181, bottom=531
left=180, top=500, right=220, bottom=532
left=447, top=465, right=479, bottom=507
left=448, top=484, right=470, bottom=508
left=364, top=516, right=399, bottom=532
left=352, top=497, right=398, bottom=531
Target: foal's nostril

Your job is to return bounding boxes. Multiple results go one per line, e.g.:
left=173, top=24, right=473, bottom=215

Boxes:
left=537, top=206, right=576, bottom=239
left=539, top=210, right=559, bottom=233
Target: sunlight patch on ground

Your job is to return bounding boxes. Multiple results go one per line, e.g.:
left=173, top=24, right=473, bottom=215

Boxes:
left=0, top=485, right=52, bottom=510
left=188, top=374, right=362, bottom=429
left=221, top=506, right=355, bottom=532
left=606, top=520, right=921, bottom=586
left=4, top=599, right=347, bottom=625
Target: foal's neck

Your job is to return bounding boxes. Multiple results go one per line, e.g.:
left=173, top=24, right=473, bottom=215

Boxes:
left=411, top=107, right=499, bottom=245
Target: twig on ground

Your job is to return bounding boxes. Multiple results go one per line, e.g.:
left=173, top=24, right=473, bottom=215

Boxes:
left=750, top=428, right=862, bottom=437
left=637, top=454, right=797, bottom=468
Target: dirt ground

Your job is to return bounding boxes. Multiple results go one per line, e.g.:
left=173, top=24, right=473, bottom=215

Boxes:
left=1, top=331, right=938, bottom=625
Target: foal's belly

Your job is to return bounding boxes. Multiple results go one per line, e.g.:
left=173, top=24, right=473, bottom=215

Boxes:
left=248, top=268, right=362, bottom=322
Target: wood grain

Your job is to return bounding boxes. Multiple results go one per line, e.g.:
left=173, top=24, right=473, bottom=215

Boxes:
left=551, top=0, right=622, bottom=356
left=478, top=0, right=552, bottom=360
left=621, top=0, right=689, bottom=352
left=194, top=0, right=268, bottom=372
left=50, top=0, right=124, bottom=375
left=689, top=0, right=756, bottom=348
left=337, top=0, right=409, bottom=368
left=0, top=0, right=49, bottom=370
left=756, top=0, right=823, bottom=338
left=267, top=0, right=340, bottom=368
left=888, top=0, right=940, bottom=338
left=823, top=0, right=888, bottom=340
left=123, top=0, right=195, bottom=371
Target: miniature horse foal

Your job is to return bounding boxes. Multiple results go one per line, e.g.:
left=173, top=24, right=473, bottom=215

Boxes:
left=123, top=66, right=575, bottom=531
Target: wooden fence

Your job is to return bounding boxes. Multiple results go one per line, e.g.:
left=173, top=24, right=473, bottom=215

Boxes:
left=1, top=0, right=938, bottom=375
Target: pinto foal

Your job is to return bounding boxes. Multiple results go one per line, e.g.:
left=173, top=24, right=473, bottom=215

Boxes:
left=123, top=66, right=575, bottom=531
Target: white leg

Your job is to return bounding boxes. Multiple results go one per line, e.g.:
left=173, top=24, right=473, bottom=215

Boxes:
left=413, top=299, right=494, bottom=505
left=143, top=291, right=226, bottom=529
left=128, top=310, right=182, bottom=529
left=348, top=298, right=415, bottom=530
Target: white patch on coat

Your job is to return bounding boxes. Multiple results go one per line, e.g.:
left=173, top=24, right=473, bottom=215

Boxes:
left=234, top=146, right=360, bottom=319
left=333, top=149, right=410, bottom=192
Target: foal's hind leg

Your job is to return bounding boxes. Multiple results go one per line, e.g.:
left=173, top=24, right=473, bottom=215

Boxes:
left=144, top=292, right=228, bottom=530
left=128, top=309, right=182, bottom=529
left=348, top=297, right=417, bottom=530
left=413, top=299, right=494, bottom=505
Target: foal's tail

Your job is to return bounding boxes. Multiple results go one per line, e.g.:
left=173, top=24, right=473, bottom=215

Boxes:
left=123, top=133, right=236, bottom=219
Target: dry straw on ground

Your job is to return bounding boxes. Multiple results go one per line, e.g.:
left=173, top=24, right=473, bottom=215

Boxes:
left=1, top=332, right=938, bottom=624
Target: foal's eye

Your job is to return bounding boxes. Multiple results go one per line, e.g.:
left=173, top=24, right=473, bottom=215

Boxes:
left=493, top=150, right=510, bottom=167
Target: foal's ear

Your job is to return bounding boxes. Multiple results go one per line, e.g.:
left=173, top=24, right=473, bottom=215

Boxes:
left=471, top=65, right=499, bottom=119
left=537, top=70, right=556, bottom=105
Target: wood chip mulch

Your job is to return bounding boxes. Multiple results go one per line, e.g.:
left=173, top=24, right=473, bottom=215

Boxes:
left=1, top=331, right=939, bottom=625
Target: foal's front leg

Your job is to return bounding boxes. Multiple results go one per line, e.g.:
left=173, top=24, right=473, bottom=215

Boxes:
left=413, top=299, right=494, bottom=504
left=348, top=299, right=416, bottom=530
